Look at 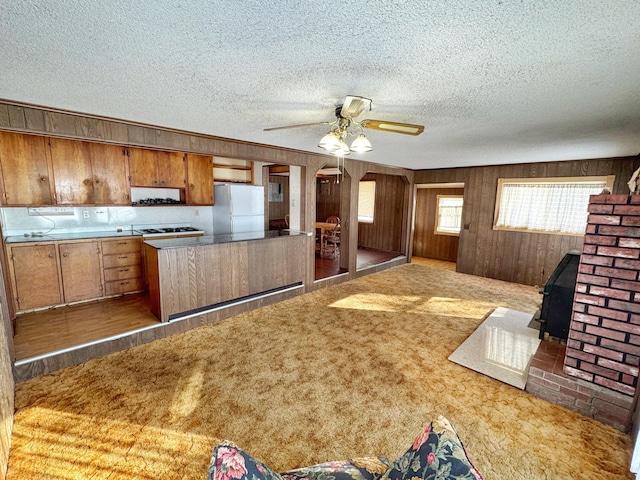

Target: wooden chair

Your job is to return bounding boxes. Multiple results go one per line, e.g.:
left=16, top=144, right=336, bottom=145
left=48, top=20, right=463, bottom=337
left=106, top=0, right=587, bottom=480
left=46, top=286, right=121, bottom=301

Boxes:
left=284, top=214, right=290, bottom=227
left=321, top=224, right=340, bottom=258
left=325, top=215, right=340, bottom=225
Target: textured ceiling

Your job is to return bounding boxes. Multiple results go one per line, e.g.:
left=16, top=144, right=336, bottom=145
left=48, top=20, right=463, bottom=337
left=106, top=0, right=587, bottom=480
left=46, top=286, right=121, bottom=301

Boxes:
left=1, top=1, right=639, bottom=170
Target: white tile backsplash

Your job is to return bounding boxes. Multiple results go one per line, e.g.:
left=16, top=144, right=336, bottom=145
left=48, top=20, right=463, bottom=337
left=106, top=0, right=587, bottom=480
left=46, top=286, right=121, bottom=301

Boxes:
left=1, top=206, right=214, bottom=237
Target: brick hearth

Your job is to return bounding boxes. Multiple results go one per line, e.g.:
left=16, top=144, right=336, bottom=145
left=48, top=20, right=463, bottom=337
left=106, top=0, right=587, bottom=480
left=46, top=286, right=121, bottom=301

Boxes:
left=526, top=341, right=634, bottom=431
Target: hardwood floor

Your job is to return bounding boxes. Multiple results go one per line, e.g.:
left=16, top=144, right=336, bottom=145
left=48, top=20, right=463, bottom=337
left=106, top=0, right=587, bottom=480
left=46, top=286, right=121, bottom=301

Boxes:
left=314, top=247, right=405, bottom=280
left=13, top=293, right=159, bottom=361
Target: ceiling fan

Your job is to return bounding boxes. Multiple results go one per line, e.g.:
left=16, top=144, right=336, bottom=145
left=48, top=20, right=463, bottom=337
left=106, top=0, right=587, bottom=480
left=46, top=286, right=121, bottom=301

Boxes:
left=264, top=96, right=424, bottom=155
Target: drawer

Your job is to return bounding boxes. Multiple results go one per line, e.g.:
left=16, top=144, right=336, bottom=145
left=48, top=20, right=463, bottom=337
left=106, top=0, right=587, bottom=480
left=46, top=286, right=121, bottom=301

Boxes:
left=105, top=277, right=144, bottom=296
left=102, top=252, right=141, bottom=269
left=104, top=264, right=142, bottom=282
left=101, top=238, right=142, bottom=255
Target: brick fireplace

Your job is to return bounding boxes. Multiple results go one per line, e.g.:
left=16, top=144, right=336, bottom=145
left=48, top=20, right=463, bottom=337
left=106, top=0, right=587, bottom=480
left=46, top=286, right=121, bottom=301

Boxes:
left=526, top=194, right=640, bottom=432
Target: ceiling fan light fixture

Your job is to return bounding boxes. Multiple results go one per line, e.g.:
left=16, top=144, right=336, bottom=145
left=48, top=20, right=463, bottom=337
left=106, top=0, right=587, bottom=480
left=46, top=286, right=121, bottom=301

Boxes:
left=350, top=133, right=373, bottom=152
left=334, top=138, right=351, bottom=156
left=318, top=131, right=341, bottom=152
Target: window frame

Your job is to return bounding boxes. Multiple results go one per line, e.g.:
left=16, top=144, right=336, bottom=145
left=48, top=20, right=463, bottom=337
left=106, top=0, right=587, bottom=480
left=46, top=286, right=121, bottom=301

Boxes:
left=434, top=194, right=464, bottom=237
left=493, top=175, right=615, bottom=236
left=358, top=180, right=376, bottom=224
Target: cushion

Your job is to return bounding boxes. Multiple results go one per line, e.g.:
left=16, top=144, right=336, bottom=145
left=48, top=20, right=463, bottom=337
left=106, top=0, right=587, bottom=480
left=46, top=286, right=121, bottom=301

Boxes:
left=208, top=416, right=482, bottom=480
left=380, top=416, right=483, bottom=480
left=281, top=457, right=392, bottom=480
left=209, top=441, right=390, bottom=480
left=208, top=441, right=283, bottom=480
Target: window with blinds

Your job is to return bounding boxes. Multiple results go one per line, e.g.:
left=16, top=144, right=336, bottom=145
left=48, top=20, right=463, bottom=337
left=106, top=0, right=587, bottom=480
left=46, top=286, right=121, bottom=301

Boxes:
left=358, top=181, right=376, bottom=223
left=435, top=195, right=464, bottom=236
left=493, top=176, right=615, bottom=235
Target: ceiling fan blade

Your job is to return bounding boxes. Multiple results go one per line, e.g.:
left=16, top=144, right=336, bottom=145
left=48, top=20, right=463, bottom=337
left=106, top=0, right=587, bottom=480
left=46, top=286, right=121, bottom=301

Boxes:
left=340, top=96, right=371, bottom=118
left=360, top=119, right=424, bottom=136
left=264, top=121, right=330, bottom=132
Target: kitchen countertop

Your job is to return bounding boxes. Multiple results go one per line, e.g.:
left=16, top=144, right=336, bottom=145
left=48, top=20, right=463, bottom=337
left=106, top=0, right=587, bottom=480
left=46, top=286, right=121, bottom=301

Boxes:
left=4, top=230, right=141, bottom=244
left=144, top=229, right=311, bottom=249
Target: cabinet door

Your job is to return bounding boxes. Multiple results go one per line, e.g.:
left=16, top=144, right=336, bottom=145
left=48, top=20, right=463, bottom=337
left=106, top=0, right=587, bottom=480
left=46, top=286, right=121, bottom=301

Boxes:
left=128, top=147, right=159, bottom=187
left=59, top=241, right=102, bottom=303
left=8, top=244, right=61, bottom=311
left=50, top=138, right=94, bottom=204
left=89, top=143, right=130, bottom=205
left=0, top=132, right=54, bottom=205
left=186, top=154, right=214, bottom=205
left=157, top=151, right=186, bottom=188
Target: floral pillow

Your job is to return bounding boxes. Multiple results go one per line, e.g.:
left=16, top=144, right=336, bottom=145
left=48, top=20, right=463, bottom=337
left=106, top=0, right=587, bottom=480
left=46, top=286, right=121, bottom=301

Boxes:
left=208, top=441, right=391, bottom=480
left=208, top=441, right=283, bottom=480
left=380, top=416, right=483, bottom=480
left=208, top=416, right=482, bottom=480
left=281, top=457, right=392, bottom=480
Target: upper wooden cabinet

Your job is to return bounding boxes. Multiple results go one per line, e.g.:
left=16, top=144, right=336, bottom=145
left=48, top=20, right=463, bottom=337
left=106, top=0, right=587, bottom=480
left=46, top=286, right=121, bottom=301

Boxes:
left=50, top=139, right=130, bottom=205
left=0, top=132, right=55, bottom=205
left=128, top=148, right=186, bottom=188
left=186, top=154, right=214, bottom=205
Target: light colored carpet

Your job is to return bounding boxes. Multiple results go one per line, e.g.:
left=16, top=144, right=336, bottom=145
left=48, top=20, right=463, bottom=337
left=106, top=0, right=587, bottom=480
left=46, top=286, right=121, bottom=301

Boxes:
left=6, top=259, right=634, bottom=479
left=448, top=307, right=541, bottom=389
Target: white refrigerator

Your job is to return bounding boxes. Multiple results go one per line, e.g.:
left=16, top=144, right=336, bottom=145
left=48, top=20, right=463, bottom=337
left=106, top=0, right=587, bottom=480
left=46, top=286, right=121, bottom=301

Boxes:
left=212, top=184, right=265, bottom=234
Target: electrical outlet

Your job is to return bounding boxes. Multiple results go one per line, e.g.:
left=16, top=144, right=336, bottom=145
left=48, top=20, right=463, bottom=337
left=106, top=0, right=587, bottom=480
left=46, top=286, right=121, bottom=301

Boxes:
left=83, top=211, right=89, bottom=219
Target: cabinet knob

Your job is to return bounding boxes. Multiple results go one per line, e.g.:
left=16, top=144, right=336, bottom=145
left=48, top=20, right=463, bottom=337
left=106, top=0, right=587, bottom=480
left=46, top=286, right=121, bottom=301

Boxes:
left=83, top=179, right=92, bottom=186
left=62, top=253, right=68, bottom=257
left=117, top=241, right=127, bottom=245
left=118, top=255, right=128, bottom=259
left=48, top=254, right=53, bottom=258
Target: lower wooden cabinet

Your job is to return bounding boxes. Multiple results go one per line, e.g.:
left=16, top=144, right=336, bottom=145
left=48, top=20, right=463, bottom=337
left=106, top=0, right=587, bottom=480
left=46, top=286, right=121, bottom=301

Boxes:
left=7, top=243, right=62, bottom=311
left=59, top=241, right=103, bottom=303
left=101, top=238, right=143, bottom=296
left=6, top=235, right=145, bottom=313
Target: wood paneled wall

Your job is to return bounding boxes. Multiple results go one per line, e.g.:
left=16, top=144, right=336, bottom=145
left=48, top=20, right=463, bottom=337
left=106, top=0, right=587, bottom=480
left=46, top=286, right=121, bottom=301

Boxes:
left=316, top=176, right=341, bottom=222
left=268, top=175, right=289, bottom=220
left=0, top=309, right=12, bottom=480
left=357, top=173, right=407, bottom=253
left=413, top=188, right=463, bottom=261
left=414, top=156, right=640, bottom=286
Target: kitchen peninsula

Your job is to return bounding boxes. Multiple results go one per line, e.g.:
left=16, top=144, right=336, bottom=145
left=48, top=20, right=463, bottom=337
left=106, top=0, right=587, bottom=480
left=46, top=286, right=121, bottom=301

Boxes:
left=144, top=230, right=310, bottom=322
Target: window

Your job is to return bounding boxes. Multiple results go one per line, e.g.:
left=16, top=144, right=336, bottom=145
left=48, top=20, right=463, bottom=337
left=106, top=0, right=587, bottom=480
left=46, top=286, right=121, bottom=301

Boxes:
left=435, top=195, right=464, bottom=236
left=358, top=181, right=376, bottom=223
left=494, top=176, right=614, bottom=235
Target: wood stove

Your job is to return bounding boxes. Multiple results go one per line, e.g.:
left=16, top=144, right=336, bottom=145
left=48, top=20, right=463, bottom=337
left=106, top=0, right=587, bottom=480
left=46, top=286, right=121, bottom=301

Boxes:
left=538, top=251, right=580, bottom=340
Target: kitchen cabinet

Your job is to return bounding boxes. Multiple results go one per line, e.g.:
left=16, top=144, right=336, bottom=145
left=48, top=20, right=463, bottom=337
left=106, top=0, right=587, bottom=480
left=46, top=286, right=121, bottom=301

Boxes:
left=50, top=138, right=130, bottom=205
left=0, top=131, right=54, bottom=205
left=59, top=241, right=103, bottom=302
left=6, top=236, right=144, bottom=313
left=128, top=148, right=186, bottom=188
left=6, top=243, right=62, bottom=311
left=186, top=154, right=214, bottom=205
left=101, top=237, right=144, bottom=296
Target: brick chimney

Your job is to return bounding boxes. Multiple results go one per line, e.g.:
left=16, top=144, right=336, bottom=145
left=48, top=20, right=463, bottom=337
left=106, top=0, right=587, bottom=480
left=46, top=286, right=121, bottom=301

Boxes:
left=564, top=194, right=640, bottom=429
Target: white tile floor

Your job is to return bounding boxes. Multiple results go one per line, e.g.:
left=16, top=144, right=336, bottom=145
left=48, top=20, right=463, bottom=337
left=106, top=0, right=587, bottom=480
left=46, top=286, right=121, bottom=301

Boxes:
left=448, top=307, right=541, bottom=389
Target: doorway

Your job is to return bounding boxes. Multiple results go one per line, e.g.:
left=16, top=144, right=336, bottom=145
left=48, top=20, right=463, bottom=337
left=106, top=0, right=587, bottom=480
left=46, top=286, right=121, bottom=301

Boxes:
left=265, top=165, right=290, bottom=230
left=413, top=183, right=465, bottom=264
left=314, top=165, right=350, bottom=281
left=356, top=173, right=408, bottom=270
